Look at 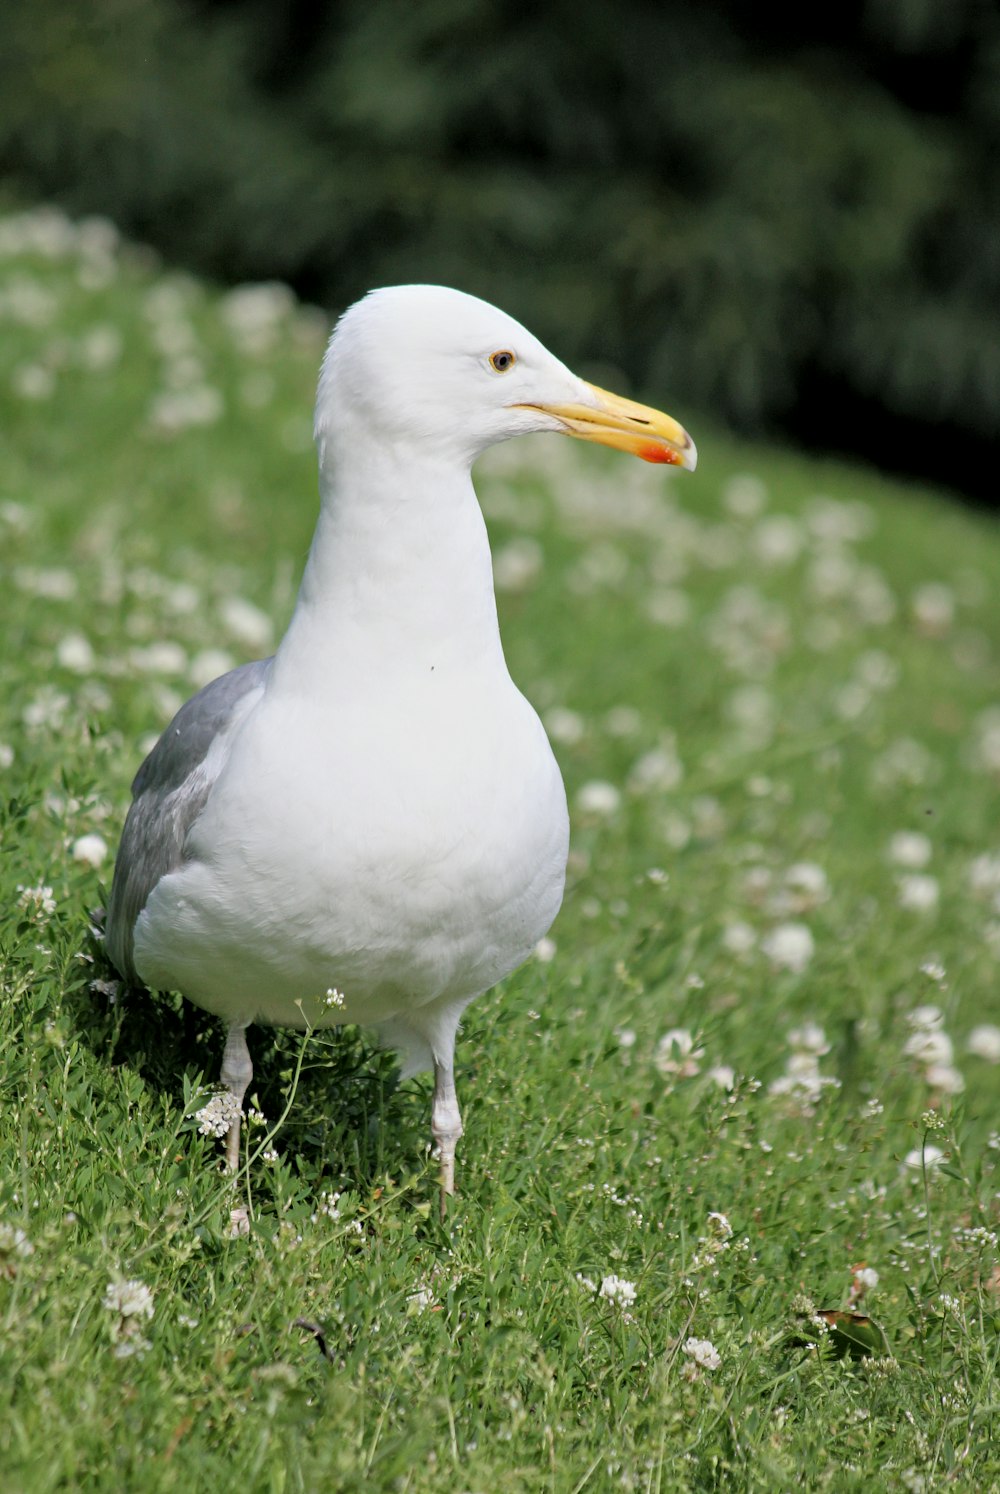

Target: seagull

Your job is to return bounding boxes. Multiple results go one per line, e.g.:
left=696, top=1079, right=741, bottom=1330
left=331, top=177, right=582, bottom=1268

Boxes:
left=105, top=285, right=696, bottom=1211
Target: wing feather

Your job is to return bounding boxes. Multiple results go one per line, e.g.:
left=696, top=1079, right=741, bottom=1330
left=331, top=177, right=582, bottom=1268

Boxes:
left=105, top=658, right=271, bottom=983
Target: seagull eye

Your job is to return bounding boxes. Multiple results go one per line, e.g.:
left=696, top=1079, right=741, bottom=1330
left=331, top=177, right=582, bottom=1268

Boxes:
left=489, top=349, right=516, bottom=373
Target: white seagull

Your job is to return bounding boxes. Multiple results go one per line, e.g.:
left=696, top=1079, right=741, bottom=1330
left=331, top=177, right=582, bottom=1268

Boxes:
left=105, top=285, right=696, bottom=1210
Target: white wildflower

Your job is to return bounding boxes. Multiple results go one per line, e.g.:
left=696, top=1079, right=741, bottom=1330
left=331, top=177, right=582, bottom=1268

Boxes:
left=628, top=743, right=684, bottom=794
left=967, top=1024, right=1000, bottom=1062
left=103, top=1278, right=154, bottom=1321
left=707, top=1064, right=736, bottom=1090
left=218, top=595, right=273, bottom=650
left=544, top=707, right=585, bottom=745
left=897, top=874, right=939, bottom=912
left=904, top=1145, right=945, bottom=1171
left=761, top=922, right=814, bottom=973
left=324, top=987, right=345, bottom=1010
left=968, top=853, right=1000, bottom=897
left=904, top=1029, right=953, bottom=1066
left=706, top=1212, right=733, bottom=1240
left=407, top=1285, right=435, bottom=1314
left=655, top=1029, right=704, bottom=1079
left=534, top=936, right=557, bottom=963
left=599, top=1275, right=637, bottom=1307
left=0, top=1223, right=34, bottom=1273
left=17, top=884, right=56, bottom=917
left=72, top=833, right=108, bottom=868
left=577, top=780, right=621, bottom=817
left=189, top=648, right=236, bottom=689
left=492, top=537, right=543, bottom=592
left=194, top=1091, right=241, bottom=1138
left=889, top=831, right=932, bottom=868
left=852, top=1267, right=879, bottom=1298
left=924, top=1064, right=964, bottom=1094
left=56, top=632, right=96, bottom=673
left=683, top=1336, right=722, bottom=1371
left=721, top=921, right=756, bottom=955
left=228, top=1208, right=250, bottom=1239
left=787, top=1021, right=830, bottom=1056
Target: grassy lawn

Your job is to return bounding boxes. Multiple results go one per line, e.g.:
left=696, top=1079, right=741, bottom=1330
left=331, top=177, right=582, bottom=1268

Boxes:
left=2, top=204, right=1000, bottom=1491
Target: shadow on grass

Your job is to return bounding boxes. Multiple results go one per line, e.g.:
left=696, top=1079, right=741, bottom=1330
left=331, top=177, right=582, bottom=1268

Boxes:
left=73, top=962, right=432, bottom=1192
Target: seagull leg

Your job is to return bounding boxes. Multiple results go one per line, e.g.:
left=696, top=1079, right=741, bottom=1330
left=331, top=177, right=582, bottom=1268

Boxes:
left=220, top=1021, right=253, bottom=1173
left=431, top=1059, right=463, bottom=1221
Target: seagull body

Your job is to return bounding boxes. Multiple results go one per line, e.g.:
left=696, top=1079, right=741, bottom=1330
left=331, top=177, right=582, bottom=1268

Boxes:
left=106, top=285, right=695, bottom=1200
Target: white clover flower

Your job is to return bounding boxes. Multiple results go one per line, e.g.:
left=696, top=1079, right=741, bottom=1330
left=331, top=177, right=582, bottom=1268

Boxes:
left=967, top=1025, right=1000, bottom=1062
left=761, top=922, right=814, bottom=973
left=783, top=862, right=829, bottom=904
left=787, top=1021, right=830, bottom=1056
left=56, top=632, right=96, bottom=673
left=599, top=1274, right=637, bottom=1307
left=628, top=743, right=684, bottom=794
left=103, top=1278, right=154, bottom=1320
left=194, top=1090, right=242, bottom=1138
left=654, top=1029, right=704, bottom=1079
left=407, top=1285, right=435, bottom=1314
left=897, top=874, right=939, bottom=912
left=218, top=596, right=273, bottom=650
left=72, top=833, right=108, bottom=868
left=577, top=780, right=621, bottom=817
left=683, top=1336, right=722, bottom=1370
left=707, top=1064, right=736, bottom=1090
left=492, top=537, right=543, bottom=592
left=911, top=582, right=955, bottom=634
left=129, top=641, right=188, bottom=676
left=313, top=1191, right=343, bottom=1222
left=189, top=648, right=236, bottom=689
left=903, top=1029, right=954, bottom=1066
left=889, top=832, right=932, bottom=869
left=968, top=853, right=1000, bottom=897
left=17, top=884, right=56, bottom=917
left=908, top=1005, right=944, bottom=1032
left=924, top=1064, right=964, bottom=1094
left=544, top=707, right=585, bottom=745
left=0, top=1223, right=34, bottom=1269
left=904, top=1145, right=945, bottom=1171
left=228, top=1208, right=250, bottom=1239
left=721, top=920, right=756, bottom=955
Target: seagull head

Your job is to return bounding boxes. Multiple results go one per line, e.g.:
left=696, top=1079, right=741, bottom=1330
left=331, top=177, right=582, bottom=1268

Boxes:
left=315, top=284, right=696, bottom=473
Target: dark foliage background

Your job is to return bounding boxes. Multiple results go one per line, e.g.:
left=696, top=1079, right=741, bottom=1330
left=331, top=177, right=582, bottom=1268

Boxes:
left=3, top=0, right=998, bottom=498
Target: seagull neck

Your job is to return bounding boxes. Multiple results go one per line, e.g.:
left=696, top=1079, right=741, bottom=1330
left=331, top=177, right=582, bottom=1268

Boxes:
left=274, top=444, right=506, bottom=687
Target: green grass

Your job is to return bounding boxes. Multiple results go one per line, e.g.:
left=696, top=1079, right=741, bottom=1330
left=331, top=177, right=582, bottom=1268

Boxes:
left=3, top=203, right=1000, bottom=1491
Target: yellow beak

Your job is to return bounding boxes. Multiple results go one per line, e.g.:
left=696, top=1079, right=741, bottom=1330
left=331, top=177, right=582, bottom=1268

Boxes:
left=515, top=381, right=697, bottom=470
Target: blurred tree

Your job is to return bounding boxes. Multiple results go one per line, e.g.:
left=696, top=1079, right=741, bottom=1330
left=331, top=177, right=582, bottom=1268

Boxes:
left=1, top=0, right=998, bottom=497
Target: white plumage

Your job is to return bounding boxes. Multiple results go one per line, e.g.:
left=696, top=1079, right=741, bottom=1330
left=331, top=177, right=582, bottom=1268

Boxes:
left=106, top=284, right=695, bottom=1207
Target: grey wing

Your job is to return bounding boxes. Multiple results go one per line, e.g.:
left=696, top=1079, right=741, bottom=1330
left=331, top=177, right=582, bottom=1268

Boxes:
left=105, top=657, right=272, bottom=984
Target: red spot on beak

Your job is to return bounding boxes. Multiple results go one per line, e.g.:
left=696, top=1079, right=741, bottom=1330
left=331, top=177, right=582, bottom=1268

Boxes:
left=639, top=442, right=682, bottom=465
